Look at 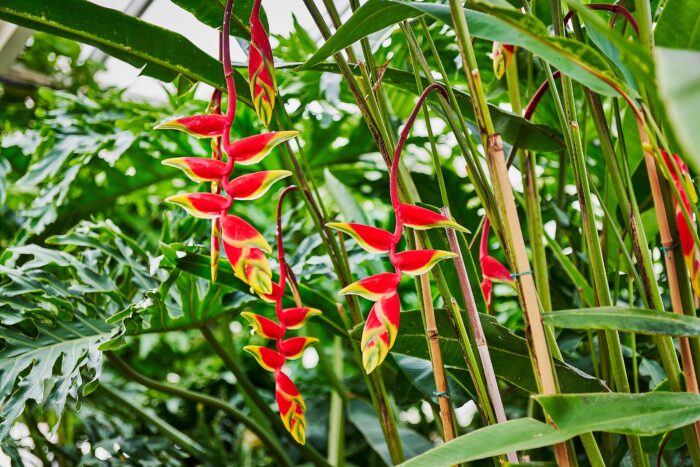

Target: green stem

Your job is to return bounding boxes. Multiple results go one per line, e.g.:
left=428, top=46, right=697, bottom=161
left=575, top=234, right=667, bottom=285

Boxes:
left=106, top=352, right=294, bottom=467
left=327, top=336, right=345, bottom=467
left=98, top=383, right=208, bottom=461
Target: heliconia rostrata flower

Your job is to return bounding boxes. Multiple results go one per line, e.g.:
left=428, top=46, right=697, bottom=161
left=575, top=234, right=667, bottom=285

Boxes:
left=249, top=0, right=276, bottom=126
left=242, top=186, right=320, bottom=445
left=662, top=151, right=700, bottom=298
left=479, top=218, right=513, bottom=309
left=491, top=42, right=516, bottom=80
left=155, top=0, right=317, bottom=444
left=156, top=0, right=293, bottom=299
left=329, top=84, right=467, bottom=374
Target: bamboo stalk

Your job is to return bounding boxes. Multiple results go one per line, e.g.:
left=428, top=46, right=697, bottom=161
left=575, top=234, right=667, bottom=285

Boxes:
left=414, top=232, right=456, bottom=443
left=446, top=1, right=569, bottom=463
left=327, top=334, right=345, bottom=467
left=441, top=208, right=518, bottom=463
left=639, top=128, right=700, bottom=445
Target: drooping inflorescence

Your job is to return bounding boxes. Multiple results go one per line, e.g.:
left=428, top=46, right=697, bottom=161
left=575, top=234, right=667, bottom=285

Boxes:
left=242, top=186, right=320, bottom=445
left=156, top=0, right=293, bottom=297
left=329, top=84, right=467, bottom=374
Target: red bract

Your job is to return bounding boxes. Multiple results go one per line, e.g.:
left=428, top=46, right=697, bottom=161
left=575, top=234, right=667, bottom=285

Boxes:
left=225, top=131, right=299, bottom=165
left=249, top=0, right=277, bottom=126
left=165, top=193, right=229, bottom=219
left=154, top=114, right=226, bottom=138
left=221, top=214, right=271, bottom=253
left=226, top=170, right=292, bottom=200
left=162, top=157, right=228, bottom=182
left=662, top=151, right=700, bottom=297
left=479, top=219, right=513, bottom=309
left=278, top=307, right=322, bottom=329
left=327, top=223, right=394, bottom=254
left=394, top=250, right=456, bottom=276
left=339, top=273, right=400, bottom=300
left=398, top=204, right=468, bottom=232
left=240, top=187, right=319, bottom=445
left=330, top=84, right=466, bottom=373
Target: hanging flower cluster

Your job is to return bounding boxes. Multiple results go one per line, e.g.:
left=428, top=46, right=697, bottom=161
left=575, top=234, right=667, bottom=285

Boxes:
left=662, top=151, right=700, bottom=297
left=479, top=219, right=513, bottom=309
left=156, top=0, right=295, bottom=296
left=242, top=186, right=320, bottom=445
left=329, top=84, right=467, bottom=374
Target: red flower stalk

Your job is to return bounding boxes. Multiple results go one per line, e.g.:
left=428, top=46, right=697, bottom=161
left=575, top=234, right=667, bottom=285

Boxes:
left=662, top=151, right=700, bottom=297
left=156, top=0, right=295, bottom=295
left=330, top=84, right=467, bottom=373
left=249, top=0, right=277, bottom=126
left=242, top=186, right=320, bottom=445
left=479, top=219, right=514, bottom=309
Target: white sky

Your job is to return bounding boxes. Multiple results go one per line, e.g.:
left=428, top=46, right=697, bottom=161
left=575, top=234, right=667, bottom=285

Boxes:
left=90, top=0, right=324, bottom=101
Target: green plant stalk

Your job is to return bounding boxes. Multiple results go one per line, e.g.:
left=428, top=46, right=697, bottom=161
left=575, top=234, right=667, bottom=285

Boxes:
left=503, top=56, right=560, bottom=360
left=105, top=352, right=295, bottom=467
left=442, top=213, right=517, bottom=463
left=568, top=120, right=647, bottom=466
left=404, top=20, right=496, bottom=220
left=445, top=6, right=569, bottom=463
left=98, top=383, right=208, bottom=461
left=327, top=336, right=345, bottom=467
left=415, top=232, right=456, bottom=442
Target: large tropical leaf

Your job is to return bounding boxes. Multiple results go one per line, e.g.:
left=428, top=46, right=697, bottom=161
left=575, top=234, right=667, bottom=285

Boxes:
left=543, top=307, right=700, bottom=336
left=401, top=393, right=700, bottom=466
left=0, top=0, right=251, bottom=104
left=657, top=48, right=700, bottom=173
left=352, top=309, right=604, bottom=393
left=301, top=0, right=625, bottom=96
left=655, top=0, right=700, bottom=51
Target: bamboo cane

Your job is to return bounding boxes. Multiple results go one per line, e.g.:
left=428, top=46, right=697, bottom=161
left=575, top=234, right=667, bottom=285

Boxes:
left=414, top=231, right=456, bottom=442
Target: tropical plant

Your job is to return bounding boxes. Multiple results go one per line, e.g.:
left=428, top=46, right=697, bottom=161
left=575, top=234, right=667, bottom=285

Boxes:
left=2, top=0, right=700, bottom=466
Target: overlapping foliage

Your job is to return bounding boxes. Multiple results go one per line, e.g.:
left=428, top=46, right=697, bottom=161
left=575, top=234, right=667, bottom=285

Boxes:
left=2, top=0, right=700, bottom=465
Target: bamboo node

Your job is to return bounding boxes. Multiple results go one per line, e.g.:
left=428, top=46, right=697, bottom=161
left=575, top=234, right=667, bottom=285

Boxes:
left=511, top=270, right=533, bottom=280
left=659, top=241, right=679, bottom=254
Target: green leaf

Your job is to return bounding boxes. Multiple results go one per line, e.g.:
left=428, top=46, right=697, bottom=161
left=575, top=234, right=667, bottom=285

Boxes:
left=536, top=392, right=700, bottom=435
left=352, top=309, right=604, bottom=393
left=401, top=393, right=700, bottom=465
left=655, top=0, right=700, bottom=51
left=543, top=307, right=700, bottom=336
left=0, top=315, right=110, bottom=439
left=657, top=47, right=700, bottom=173
left=301, top=0, right=624, bottom=96
left=401, top=418, right=569, bottom=466
left=0, top=0, right=251, bottom=104
left=169, top=0, right=256, bottom=38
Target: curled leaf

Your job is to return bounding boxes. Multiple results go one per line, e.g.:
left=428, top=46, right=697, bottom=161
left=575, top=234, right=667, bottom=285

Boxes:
left=275, top=372, right=306, bottom=444
left=249, top=0, right=277, bottom=126
left=360, top=293, right=400, bottom=374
